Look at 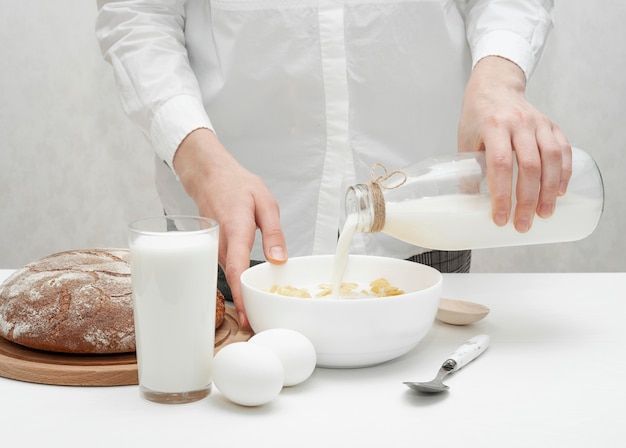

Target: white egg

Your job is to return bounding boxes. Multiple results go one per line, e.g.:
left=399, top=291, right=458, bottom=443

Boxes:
left=212, top=342, right=284, bottom=406
left=249, top=329, right=317, bottom=386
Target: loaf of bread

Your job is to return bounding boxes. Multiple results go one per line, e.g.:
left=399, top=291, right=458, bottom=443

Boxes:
left=0, top=249, right=225, bottom=354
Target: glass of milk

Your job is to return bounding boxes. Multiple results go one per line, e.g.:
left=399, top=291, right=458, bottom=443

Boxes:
left=128, top=216, right=219, bottom=404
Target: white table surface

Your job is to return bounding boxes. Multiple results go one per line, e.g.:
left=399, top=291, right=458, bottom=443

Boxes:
left=1, top=269, right=625, bottom=448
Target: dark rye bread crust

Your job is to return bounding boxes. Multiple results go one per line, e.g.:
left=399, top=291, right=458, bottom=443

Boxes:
left=0, top=249, right=225, bottom=354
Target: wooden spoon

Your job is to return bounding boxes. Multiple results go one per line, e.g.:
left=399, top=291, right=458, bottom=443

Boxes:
left=437, top=298, right=490, bottom=326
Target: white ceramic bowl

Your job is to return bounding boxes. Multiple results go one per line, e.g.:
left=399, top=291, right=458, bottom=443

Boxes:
left=241, top=255, right=442, bottom=368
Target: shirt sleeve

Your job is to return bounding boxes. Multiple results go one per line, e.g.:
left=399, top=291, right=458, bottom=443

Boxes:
left=463, top=0, right=555, bottom=80
left=95, top=0, right=213, bottom=174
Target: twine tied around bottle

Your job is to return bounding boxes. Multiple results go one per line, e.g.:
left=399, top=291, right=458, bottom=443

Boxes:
left=367, top=163, right=408, bottom=232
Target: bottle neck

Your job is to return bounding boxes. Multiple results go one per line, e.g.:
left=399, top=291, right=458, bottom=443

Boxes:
left=345, top=183, right=385, bottom=233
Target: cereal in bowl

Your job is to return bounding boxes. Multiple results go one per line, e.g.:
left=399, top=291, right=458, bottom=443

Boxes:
left=268, top=278, right=404, bottom=299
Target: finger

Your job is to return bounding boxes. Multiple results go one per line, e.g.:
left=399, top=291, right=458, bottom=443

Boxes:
left=535, top=124, right=563, bottom=218
left=255, top=191, right=288, bottom=265
left=222, top=241, right=253, bottom=329
left=511, top=134, right=541, bottom=233
left=219, top=215, right=257, bottom=329
left=484, top=135, right=514, bottom=227
left=553, top=125, right=572, bottom=195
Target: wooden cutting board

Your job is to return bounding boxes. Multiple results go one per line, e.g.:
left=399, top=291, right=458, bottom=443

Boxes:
left=0, top=306, right=253, bottom=387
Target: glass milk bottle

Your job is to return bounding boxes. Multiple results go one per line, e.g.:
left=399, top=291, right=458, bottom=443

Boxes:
left=344, top=147, right=604, bottom=250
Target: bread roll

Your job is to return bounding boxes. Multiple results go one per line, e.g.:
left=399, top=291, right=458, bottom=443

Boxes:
left=0, top=249, right=225, bottom=354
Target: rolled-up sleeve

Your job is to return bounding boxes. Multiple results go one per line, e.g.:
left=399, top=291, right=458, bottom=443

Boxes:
left=463, top=0, right=554, bottom=79
left=95, top=0, right=212, bottom=172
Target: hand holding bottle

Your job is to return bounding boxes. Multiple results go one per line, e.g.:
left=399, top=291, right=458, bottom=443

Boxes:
left=458, top=56, right=572, bottom=233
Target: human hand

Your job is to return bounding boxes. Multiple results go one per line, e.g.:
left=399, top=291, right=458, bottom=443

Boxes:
left=458, top=56, right=572, bottom=232
left=173, top=128, right=287, bottom=328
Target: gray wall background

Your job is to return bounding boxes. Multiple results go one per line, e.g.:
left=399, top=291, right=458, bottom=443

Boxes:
left=1, top=1, right=624, bottom=272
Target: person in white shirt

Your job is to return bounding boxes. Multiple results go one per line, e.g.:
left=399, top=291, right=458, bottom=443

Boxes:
left=96, top=0, right=571, bottom=327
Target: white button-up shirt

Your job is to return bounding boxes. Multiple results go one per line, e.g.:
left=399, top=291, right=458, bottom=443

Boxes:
left=96, top=0, right=554, bottom=261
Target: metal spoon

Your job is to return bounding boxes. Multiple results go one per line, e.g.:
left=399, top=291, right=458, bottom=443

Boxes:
left=404, top=334, right=490, bottom=393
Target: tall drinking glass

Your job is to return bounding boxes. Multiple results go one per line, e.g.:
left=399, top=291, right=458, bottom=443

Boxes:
left=128, top=216, right=219, bottom=404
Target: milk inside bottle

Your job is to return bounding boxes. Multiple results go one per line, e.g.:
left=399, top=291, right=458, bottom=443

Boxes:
left=344, top=147, right=604, bottom=250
